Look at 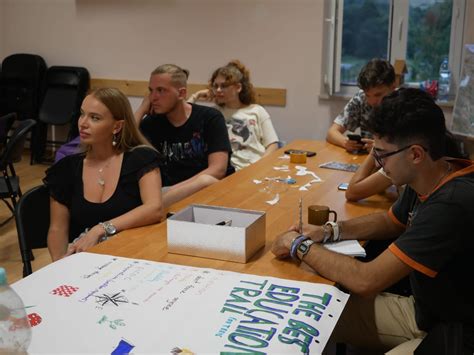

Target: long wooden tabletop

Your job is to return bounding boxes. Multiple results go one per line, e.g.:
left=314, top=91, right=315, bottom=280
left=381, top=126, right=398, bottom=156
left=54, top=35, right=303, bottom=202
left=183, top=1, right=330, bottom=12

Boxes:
left=90, top=140, right=392, bottom=284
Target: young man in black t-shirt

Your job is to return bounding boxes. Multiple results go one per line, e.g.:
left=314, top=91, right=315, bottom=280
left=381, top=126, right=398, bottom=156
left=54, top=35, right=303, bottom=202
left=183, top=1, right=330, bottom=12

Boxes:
left=135, top=64, right=234, bottom=208
left=272, top=88, right=474, bottom=353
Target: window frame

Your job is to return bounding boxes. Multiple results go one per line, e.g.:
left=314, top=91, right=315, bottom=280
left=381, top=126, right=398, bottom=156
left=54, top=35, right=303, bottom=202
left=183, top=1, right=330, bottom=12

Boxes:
left=323, top=0, right=467, bottom=98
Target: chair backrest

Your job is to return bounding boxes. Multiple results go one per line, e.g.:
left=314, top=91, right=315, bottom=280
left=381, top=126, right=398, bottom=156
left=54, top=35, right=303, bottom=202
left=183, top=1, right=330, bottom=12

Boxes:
left=0, top=54, right=47, bottom=120
left=0, top=113, right=16, bottom=153
left=39, top=66, right=90, bottom=128
left=0, top=119, right=36, bottom=167
left=15, top=185, right=50, bottom=276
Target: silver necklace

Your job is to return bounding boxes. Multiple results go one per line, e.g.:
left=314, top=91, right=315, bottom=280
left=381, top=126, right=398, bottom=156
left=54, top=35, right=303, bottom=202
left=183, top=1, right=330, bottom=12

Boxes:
left=97, top=157, right=114, bottom=187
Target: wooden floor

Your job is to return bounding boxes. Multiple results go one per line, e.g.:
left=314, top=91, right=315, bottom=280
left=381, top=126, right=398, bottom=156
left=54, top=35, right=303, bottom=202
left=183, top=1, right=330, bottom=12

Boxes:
left=0, top=151, right=53, bottom=284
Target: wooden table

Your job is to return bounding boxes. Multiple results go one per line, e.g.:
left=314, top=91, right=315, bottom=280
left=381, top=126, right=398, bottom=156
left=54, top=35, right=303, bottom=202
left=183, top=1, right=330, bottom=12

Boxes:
left=91, top=140, right=392, bottom=284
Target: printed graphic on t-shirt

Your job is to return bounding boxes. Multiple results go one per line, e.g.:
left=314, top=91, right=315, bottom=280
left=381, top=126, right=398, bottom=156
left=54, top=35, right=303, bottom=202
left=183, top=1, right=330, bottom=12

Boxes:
left=228, top=117, right=256, bottom=151
left=335, top=90, right=373, bottom=137
left=159, top=131, right=207, bottom=164
left=407, top=200, right=420, bottom=227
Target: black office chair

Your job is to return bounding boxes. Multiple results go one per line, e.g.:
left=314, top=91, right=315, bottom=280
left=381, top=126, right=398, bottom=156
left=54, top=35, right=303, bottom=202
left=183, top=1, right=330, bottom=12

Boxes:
left=32, top=66, right=90, bottom=164
left=0, top=119, right=36, bottom=226
left=15, top=185, right=50, bottom=277
left=0, top=53, right=47, bottom=120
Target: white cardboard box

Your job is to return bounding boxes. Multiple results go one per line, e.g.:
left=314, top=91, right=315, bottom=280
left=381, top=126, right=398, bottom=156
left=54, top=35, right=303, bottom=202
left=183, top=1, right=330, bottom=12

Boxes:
left=167, top=204, right=266, bottom=263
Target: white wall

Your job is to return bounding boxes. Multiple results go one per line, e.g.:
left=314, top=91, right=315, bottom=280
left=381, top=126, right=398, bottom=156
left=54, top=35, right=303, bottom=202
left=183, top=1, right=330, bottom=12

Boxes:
left=466, top=0, right=474, bottom=46
left=1, top=0, right=348, bottom=144
left=0, top=1, right=5, bottom=58
left=1, top=0, right=471, bottom=144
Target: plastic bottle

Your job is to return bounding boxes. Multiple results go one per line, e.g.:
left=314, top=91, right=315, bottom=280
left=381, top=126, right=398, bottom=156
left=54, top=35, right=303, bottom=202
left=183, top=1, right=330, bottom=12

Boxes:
left=0, top=268, right=31, bottom=353
left=438, top=57, right=451, bottom=101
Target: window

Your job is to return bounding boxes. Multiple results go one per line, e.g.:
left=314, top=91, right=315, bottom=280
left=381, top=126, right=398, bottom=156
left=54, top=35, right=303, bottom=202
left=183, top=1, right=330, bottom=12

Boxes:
left=323, top=0, right=466, bottom=97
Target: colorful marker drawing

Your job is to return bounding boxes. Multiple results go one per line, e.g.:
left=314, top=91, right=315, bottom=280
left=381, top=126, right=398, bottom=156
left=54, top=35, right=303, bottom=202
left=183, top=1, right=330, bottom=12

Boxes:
left=111, top=338, right=134, bottom=355
left=28, top=313, right=42, bottom=327
left=97, top=315, right=125, bottom=330
left=95, top=292, right=129, bottom=307
left=50, top=285, right=79, bottom=297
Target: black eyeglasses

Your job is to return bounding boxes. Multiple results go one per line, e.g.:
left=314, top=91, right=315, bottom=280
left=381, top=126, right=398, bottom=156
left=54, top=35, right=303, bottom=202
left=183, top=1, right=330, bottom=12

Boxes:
left=211, top=82, right=234, bottom=92
left=372, top=144, right=426, bottom=166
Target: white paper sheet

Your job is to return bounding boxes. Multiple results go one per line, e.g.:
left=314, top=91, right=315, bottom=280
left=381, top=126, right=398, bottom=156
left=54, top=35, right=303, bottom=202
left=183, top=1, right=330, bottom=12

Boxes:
left=12, top=252, right=349, bottom=354
left=323, top=240, right=366, bottom=257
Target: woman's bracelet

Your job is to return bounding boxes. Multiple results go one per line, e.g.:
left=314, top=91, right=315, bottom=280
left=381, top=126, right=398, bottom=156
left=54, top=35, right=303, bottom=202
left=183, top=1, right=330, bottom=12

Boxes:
left=72, top=228, right=90, bottom=244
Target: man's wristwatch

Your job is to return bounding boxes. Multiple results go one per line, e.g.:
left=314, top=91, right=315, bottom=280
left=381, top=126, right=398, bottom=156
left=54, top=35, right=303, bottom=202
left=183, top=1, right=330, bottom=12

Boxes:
left=296, top=239, right=315, bottom=260
left=99, top=221, right=117, bottom=242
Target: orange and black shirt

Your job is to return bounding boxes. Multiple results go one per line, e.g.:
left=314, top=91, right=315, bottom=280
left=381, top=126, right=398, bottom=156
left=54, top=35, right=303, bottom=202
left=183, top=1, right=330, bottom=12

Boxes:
left=388, top=159, right=474, bottom=344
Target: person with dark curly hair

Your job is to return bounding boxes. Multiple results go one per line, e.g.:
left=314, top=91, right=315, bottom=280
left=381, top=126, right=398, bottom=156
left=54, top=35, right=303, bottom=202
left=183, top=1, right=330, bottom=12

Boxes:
left=188, top=60, right=279, bottom=170
left=327, top=58, right=396, bottom=153
left=273, top=88, right=474, bottom=354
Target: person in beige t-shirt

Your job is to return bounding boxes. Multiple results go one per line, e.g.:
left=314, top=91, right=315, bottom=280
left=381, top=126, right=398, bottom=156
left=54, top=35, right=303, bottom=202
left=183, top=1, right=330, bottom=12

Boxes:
left=188, top=60, right=279, bottom=170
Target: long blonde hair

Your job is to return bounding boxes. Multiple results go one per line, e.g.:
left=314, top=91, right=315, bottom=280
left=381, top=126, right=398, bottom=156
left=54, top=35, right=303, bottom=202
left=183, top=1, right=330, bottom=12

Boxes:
left=86, top=88, right=153, bottom=152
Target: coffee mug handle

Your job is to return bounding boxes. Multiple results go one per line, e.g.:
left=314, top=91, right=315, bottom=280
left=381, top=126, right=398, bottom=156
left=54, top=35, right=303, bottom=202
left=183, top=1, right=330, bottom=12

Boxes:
left=329, top=210, right=337, bottom=222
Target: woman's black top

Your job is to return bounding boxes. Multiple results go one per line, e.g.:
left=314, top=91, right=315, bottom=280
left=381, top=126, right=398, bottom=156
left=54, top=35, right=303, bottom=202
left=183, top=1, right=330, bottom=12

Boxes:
left=43, top=146, right=161, bottom=242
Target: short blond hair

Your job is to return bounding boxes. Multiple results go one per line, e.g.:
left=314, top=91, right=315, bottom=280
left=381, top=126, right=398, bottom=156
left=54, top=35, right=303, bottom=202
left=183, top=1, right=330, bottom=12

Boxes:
left=151, top=64, right=189, bottom=87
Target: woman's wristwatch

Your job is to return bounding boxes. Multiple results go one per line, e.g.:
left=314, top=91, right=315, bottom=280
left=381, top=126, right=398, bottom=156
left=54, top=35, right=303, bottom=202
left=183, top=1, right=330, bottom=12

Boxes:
left=99, top=221, right=117, bottom=242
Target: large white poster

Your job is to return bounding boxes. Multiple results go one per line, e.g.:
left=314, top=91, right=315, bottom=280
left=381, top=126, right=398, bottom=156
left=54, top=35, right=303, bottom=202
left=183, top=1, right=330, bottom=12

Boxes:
left=12, top=253, right=349, bottom=354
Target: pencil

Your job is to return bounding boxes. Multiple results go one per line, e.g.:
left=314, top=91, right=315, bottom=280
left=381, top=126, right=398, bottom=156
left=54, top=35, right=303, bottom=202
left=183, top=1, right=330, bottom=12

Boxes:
left=299, top=197, right=303, bottom=234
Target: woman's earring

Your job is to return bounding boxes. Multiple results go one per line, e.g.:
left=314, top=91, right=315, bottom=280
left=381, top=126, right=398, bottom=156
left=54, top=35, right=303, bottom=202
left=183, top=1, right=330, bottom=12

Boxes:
left=112, top=133, right=118, bottom=147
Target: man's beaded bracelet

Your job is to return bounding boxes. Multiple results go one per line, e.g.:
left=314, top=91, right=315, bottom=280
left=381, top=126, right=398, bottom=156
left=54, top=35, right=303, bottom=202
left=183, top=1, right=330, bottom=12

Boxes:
left=290, top=235, right=309, bottom=260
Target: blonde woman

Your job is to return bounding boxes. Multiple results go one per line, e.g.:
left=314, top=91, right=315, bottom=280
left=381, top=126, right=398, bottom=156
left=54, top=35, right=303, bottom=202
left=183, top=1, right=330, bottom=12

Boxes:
left=44, top=88, right=164, bottom=261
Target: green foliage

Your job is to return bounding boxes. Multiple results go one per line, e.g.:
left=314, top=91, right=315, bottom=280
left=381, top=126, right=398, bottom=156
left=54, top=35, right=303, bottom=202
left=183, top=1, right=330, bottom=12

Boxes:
left=341, top=0, right=452, bottom=84
left=341, top=0, right=389, bottom=59
left=407, top=1, right=452, bottom=81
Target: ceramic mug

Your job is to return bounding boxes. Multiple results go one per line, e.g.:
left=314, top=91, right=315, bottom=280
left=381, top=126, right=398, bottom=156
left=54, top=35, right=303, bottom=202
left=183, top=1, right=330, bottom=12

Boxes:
left=308, top=205, right=337, bottom=225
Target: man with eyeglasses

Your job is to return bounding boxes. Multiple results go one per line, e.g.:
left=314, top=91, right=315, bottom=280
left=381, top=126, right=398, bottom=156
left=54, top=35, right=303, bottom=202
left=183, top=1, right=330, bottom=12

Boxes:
left=273, top=88, right=474, bottom=353
left=135, top=64, right=234, bottom=208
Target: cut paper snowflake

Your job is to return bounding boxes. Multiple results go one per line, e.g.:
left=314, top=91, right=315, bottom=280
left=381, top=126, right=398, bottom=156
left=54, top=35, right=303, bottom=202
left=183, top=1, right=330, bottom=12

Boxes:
left=295, top=166, right=322, bottom=180
left=266, top=194, right=280, bottom=205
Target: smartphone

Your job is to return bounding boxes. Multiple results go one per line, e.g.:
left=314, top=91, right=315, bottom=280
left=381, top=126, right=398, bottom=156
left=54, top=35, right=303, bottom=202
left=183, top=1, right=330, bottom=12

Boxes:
left=347, top=134, right=362, bottom=142
left=338, top=182, right=349, bottom=191
left=284, top=149, right=317, bottom=157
